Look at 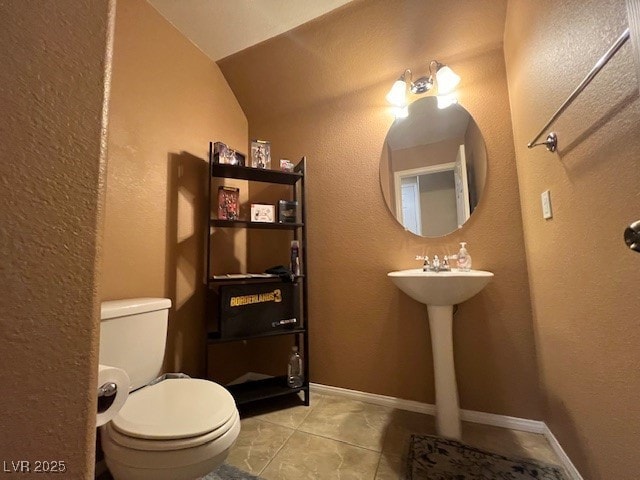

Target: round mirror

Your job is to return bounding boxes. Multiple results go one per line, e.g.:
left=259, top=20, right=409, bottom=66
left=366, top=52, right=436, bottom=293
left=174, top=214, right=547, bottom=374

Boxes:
left=380, top=97, right=487, bottom=237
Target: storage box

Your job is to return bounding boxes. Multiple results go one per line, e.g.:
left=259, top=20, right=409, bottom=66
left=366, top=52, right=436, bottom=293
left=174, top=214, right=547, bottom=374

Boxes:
left=213, top=141, right=246, bottom=166
left=251, top=140, right=271, bottom=169
left=278, top=200, right=298, bottom=223
left=279, top=159, right=294, bottom=172
left=218, top=283, right=300, bottom=338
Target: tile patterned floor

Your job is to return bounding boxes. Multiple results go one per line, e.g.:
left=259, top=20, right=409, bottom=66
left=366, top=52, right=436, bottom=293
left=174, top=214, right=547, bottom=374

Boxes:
left=224, top=392, right=565, bottom=479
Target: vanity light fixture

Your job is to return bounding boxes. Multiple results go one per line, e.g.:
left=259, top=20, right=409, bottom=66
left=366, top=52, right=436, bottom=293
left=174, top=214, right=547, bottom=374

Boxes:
left=386, top=60, right=461, bottom=115
left=386, top=69, right=410, bottom=107
left=436, top=93, right=458, bottom=109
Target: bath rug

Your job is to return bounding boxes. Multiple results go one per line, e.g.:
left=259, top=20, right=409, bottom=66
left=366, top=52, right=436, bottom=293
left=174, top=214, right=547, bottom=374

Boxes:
left=98, top=463, right=263, bottom=480
left=203, top=464, right=265, bottom=480
left=406, top=434, right=566, bottom=479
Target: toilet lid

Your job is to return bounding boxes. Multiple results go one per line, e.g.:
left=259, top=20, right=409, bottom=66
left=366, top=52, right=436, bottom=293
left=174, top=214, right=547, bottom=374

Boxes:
left=111, top=379, right=237, bottom=440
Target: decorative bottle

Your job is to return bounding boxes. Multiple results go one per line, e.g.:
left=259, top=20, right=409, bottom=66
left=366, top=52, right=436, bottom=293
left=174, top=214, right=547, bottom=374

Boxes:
left=287, top=346, right=304, bottom=388
left=457, top=242, right=472, bottom=271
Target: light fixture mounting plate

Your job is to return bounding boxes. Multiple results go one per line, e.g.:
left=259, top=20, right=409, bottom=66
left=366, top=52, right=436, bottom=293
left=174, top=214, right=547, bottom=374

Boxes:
left=411, top=76, right=433, bottom=94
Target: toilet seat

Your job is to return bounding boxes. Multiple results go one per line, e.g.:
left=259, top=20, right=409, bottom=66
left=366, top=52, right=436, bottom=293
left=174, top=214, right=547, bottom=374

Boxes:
left=105, top=410, right=238, bottom=451
left=101, top=378, right=241, bottom=476
left=101, top=411, right=240, bottom=471
left=112, top=378, right=236, bottom=440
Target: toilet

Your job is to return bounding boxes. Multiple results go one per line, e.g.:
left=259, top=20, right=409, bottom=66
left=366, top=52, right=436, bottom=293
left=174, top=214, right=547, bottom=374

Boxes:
left=99, top=298, right=240, bottom=480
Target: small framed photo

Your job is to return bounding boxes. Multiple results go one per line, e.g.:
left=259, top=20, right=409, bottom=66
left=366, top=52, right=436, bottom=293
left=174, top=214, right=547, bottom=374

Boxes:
left=218, top=186, right=240, bottom=220
left=251, top=140, right=271, bottom=169
left=213, top=141, right=246, bottom=166
left=279, top=159, right=294, bottom=172
left=278, top=200, right=298, bottom=223
left=251, top=204, right=275, bottom=223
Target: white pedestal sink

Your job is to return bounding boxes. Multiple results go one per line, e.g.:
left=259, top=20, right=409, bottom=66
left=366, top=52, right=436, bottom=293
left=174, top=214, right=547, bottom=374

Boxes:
left=387, top=268, right=493, bottom=439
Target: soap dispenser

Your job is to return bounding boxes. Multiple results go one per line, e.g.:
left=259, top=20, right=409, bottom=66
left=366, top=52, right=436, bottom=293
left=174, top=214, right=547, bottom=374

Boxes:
left=457, top=242, right=472, bottom=272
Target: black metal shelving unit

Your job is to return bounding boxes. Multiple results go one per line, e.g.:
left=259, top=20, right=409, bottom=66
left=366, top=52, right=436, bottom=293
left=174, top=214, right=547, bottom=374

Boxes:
left=208, top=328, right=307, bottom=344
left=226, top=376, right=306, bottom=406
left=211, top=219, right=304, bottom=230
left=205, top=142, right=310, bottom=407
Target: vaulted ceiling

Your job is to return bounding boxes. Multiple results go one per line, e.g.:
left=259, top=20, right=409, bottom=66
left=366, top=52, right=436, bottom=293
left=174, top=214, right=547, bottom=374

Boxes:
left=147, top=0, right=355, bottom=61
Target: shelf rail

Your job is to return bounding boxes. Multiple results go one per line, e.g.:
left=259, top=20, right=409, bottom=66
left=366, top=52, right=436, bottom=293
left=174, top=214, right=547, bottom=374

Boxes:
left=527, top=28, right=630, bottom=153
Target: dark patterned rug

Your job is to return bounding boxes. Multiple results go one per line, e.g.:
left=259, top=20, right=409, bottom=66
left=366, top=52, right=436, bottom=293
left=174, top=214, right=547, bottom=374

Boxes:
left=203, top=464, right=264, bottom=479
left=406, top=434, right=567, bottom=479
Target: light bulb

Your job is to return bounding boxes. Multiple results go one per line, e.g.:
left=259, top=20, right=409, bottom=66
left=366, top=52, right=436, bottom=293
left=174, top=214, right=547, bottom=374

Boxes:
left=437, top=93, right=458, bottom=109
left=394, top=105, right=409, bottom=118
left=386, top=77, right=407, bottom=106
left=435, top=65, right=460, bottom=94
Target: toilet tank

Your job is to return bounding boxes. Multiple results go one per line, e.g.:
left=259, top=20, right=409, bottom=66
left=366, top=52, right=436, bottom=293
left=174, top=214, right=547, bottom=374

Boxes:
left=100, top=298, right=172, bottom=391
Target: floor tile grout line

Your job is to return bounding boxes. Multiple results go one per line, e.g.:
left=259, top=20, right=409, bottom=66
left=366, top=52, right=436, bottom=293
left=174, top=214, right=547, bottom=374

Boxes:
left=247, top=392, right=326, bottom=431
left=294, top=428, right=385, bottom=453
left=372, top=451, right=385, bottom=480
left=257, top=420, right=297, bottom=477
left=251, top=416, right=303, bottom=430
left=244, top=393, right=331, bottom=477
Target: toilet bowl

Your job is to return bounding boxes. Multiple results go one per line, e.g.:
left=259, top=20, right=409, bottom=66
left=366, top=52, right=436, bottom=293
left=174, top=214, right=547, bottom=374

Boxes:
left=99, top=298, right=240, bottom=480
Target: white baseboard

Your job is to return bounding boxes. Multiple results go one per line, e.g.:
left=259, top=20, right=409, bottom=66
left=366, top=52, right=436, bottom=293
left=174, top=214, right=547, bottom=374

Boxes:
left=460, top=408, right=545, bottom=434
left=542, top=424, right=584, bottom=480
left=310, top=382, right=581, bottom=479
left=310, top=382, right=437, bottom=416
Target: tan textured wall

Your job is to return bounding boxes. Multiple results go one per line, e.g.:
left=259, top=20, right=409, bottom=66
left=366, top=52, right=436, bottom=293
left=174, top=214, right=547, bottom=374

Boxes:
left=101, top=0, right=247, bottom=376
left=219, top=0, right=543, bottom=418
left=504, top=1, right=640, bottom=477
left=0, top=0, right=112, bottom=477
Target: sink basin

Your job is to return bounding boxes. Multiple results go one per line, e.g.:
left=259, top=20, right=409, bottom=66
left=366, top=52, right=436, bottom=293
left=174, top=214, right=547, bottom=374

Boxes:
left=387, top=267, right=493, bottom=440
left=388, top=268, right=494, bottom=306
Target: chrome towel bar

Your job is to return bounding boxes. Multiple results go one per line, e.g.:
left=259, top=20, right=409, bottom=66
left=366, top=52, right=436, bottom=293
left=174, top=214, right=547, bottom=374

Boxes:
left=527, top=28, right=631, bottom=152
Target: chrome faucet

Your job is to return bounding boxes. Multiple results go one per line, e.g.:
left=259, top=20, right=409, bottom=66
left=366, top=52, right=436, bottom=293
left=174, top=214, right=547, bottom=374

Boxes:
left=432, top=255, right=441, bottom=272
left=416, top=254, right=451, bottom=272
left=442, top=255, right=451, bottom=271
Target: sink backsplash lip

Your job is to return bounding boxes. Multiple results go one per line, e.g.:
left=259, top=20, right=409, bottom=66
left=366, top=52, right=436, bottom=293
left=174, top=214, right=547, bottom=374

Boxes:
left=388, top=268, right=494, bottom=277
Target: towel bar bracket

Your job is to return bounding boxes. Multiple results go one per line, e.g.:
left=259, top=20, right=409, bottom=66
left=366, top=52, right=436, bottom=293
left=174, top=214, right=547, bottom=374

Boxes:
left=528, top=132, right=557, bottom=152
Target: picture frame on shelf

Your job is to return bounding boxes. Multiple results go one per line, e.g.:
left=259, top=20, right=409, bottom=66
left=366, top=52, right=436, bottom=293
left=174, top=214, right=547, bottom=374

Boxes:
left=251, top=140, right=271, bottom=169
left=251, top=204, right=275, bottom=223
left=213, top=141, right=246, bottom=166
left=218, top=186, right=240, bottom=220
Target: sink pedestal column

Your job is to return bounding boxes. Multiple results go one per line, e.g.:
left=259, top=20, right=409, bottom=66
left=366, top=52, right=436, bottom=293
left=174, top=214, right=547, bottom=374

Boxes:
left=427, top=305, right=461, bottom=440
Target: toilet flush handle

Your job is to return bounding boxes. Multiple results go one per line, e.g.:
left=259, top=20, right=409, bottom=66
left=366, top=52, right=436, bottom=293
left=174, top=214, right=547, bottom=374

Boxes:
left=97, top=382, right=118, bottom=413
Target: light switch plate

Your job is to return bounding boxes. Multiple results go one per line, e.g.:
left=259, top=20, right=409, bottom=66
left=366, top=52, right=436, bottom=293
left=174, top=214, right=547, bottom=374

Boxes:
left=541, top=190, right=552, bottom=219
